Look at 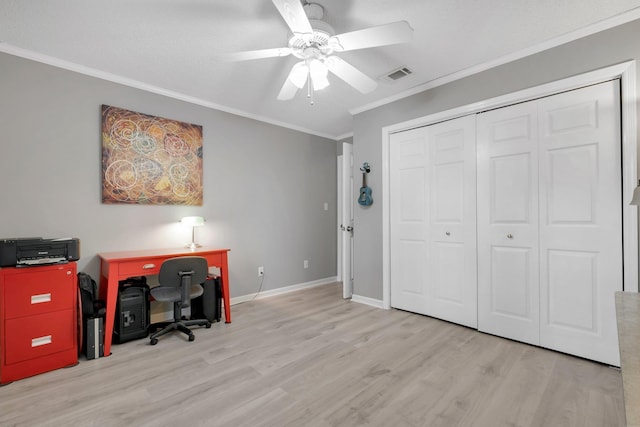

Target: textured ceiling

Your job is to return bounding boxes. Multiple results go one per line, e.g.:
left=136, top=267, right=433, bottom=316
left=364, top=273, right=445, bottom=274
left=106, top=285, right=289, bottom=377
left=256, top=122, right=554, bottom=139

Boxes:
left=2, top=0, right=640, bottom=139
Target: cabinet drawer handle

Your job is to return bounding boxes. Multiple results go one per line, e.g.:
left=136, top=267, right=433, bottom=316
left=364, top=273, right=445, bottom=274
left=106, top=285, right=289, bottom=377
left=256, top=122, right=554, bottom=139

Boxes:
left=32, top=335, right=52, bottom=347
left=31, top=293, right=51, bottom=304
left=142, top=263, right=156, bottom=269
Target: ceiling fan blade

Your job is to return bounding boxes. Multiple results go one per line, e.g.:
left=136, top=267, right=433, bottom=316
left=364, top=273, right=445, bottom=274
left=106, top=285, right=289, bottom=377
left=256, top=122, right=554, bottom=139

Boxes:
left=329, top=21, right=413, bottom=52
left=277, top=78, right=300, bottom=100
left=278, top=63, right=306, bottom=100
left=272, top=0, right=313, bottom=37
left=325, top=56, right=377, bottom=94
left=216, top=47, right=292, bottom=62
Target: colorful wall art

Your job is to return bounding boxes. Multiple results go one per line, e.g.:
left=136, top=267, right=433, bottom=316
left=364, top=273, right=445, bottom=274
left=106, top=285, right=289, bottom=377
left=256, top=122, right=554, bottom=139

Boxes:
left=101, top=105, right=203, bottom=205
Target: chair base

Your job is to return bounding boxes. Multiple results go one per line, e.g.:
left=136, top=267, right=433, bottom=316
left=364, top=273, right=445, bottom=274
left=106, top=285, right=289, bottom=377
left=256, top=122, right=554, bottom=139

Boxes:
left=149, top=318, right=211, bottom=345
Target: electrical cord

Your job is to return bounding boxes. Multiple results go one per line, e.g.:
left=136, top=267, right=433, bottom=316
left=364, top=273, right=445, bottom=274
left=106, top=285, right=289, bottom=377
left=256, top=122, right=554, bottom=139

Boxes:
left=233, top=271, right=265, bottom=305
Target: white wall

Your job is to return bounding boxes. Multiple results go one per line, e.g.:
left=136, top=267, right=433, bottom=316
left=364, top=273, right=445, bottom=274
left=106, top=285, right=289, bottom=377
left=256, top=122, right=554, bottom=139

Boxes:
left=352, top=18, right=640, bottom=302
left=0, top=52, right=338, bottom=298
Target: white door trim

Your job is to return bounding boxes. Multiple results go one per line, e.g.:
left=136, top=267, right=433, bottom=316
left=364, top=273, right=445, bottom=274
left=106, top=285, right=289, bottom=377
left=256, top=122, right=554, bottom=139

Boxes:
left=337, top=154, right=343, bottom=281
left=341, top=142, right=354, bottom=299
left=382, top=61, right=638, bottom=310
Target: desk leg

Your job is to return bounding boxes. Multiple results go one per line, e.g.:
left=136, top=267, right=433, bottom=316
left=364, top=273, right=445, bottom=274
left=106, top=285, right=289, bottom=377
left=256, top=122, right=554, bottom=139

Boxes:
left=99, top=262, right=119, bottom=356
left=220, top=254, right=231, bottom=323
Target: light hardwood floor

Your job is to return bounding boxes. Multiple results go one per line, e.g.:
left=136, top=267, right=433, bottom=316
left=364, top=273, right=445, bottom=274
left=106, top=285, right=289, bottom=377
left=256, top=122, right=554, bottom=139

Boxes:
left=0, top=283, right=625, bottom=426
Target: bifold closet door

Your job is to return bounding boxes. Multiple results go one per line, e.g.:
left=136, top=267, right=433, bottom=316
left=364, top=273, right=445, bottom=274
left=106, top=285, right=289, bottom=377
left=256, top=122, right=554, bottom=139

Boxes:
left=390, top=116, right=477, bottom=328
left=537, top=80, right=622, bottom=366
left=478, top=80, right=623, bottom=365
left=390, top=127, right=430, bottom=315
left=477, top=101, right=540, bottom=346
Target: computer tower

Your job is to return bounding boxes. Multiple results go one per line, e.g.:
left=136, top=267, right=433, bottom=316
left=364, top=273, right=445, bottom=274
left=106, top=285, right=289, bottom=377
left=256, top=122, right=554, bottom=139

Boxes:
left=84, top=316, right=104, bottom=359
left=191, top=276, right=222, bottom=323
left=113, top=282, right=150, bottom=344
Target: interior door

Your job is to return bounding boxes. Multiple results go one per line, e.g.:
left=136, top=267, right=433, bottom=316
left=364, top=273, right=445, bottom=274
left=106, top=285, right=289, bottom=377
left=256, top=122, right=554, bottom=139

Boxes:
left=341, top=142, right=354, bottom=299
left=537, top=80, right=622, bottom=366
left=390, top=127, right=430, bottom=314
left=390, top=116, right=476, bottom=327
left=426, top=116, right=477, bottom=327
left=477, top=101, right=540, bottom=345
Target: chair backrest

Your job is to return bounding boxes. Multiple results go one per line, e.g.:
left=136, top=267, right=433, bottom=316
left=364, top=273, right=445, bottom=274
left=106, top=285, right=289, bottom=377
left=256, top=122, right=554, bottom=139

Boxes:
left=158, top=257, right=208, bottom=308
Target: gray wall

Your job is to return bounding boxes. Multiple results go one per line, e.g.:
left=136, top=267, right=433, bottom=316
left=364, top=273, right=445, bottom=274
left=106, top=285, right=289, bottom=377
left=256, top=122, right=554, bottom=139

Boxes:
left=352, top=18, right=640, bottom=301
left=0, top=52, right=338, bottom=299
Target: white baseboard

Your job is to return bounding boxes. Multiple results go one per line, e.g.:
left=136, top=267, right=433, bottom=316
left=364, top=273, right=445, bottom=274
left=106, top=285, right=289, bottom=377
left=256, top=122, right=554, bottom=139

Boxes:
left=231, top=276, right=338, bottom=305
left=351, top=294, right=386, bottom=309
left=149, top=277, right=338, bottom=321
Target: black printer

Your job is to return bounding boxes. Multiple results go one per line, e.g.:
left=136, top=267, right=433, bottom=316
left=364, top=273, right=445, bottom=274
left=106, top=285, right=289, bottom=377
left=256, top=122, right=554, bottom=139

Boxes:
left=0, top=237, right=80, bottom=267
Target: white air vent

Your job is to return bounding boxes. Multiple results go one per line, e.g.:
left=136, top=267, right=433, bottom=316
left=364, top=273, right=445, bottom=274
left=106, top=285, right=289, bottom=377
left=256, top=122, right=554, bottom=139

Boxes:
left=380, top=66, right=413, bottom=82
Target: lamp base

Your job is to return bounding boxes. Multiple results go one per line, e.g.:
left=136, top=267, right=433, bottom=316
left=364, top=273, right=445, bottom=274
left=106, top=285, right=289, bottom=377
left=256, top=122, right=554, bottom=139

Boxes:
left=186, top=242, right=202, bottom=250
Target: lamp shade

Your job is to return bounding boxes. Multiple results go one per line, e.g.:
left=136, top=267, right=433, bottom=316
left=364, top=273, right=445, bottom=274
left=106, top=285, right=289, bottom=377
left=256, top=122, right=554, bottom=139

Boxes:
left=180, top=216, right=205, bottom=227
left=289, top=62, right=309, bottom=89
left=309, top=59, right=329, bottom=90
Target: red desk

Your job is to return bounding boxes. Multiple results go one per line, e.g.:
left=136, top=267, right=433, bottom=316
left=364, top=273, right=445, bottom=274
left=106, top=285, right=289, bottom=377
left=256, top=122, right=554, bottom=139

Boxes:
left=98, top=247, right=231, bottom=356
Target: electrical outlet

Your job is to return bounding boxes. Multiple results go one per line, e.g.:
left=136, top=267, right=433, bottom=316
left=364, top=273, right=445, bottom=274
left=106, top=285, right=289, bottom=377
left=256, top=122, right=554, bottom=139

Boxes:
left=304, top=260, right=309, bottom=269
left=258, top=266, right=264, bottom=276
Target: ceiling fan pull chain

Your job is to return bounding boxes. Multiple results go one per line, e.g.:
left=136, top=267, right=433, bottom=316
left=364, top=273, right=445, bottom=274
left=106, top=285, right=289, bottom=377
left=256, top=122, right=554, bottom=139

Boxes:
left=307, top=73, right=315, bottom=105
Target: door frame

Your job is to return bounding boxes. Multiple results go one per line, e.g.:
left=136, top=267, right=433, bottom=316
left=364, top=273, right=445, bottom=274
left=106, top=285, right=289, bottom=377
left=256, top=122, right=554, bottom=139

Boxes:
left=337, top=154, right=343, bottom=281
left=381, top=61, right=638, bottom=309
left=339, top=142, right=354, bottom=298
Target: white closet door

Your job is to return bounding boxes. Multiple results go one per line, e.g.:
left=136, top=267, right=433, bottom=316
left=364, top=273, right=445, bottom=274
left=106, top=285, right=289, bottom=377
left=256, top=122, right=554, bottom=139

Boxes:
left=477, top=102, right=540, bottom=345
left=427, top=115, right=477, bottom=327
left=390, top=117, right=476, bottom=327
left=390, top=127, right=430, bottom=314
left=538, top=80, right=622, bottom=366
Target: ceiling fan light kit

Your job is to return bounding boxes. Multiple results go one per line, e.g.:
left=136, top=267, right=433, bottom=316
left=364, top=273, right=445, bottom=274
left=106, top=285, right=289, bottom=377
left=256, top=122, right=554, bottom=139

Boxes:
left=223, top=0, right=413, bottom=104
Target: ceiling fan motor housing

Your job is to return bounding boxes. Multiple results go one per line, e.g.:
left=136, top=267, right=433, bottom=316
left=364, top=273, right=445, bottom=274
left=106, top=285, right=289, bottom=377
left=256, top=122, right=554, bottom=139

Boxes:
left=289, top=3, right=335, bottom=60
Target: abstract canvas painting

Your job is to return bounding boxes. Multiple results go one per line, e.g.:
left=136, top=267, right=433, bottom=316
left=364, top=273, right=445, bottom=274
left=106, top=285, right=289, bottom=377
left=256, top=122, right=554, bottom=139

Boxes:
left=101, top=105, right=203, bottom=205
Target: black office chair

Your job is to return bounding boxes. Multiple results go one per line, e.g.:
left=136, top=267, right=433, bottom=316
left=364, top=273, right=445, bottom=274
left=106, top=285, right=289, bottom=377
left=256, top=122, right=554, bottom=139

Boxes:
left=149, top=256, right=211, bottom=345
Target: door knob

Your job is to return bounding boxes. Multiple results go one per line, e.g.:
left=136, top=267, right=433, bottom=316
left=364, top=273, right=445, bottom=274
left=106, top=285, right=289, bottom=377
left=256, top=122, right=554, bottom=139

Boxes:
left=445, top=231, right=451, bottom=236
left=346, top=226, right=354, bottom=232
left=507, top=233, right=513, bottom=239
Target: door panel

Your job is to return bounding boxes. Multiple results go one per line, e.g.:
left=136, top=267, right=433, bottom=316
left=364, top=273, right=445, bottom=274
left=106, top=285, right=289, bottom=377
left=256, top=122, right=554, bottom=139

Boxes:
left=546, top=249, right=597, bottom=331
left=433, top=162, right=463, bottom=222
left=538, top=80, right=622, bottom=366
left=395, top=239, right=428, bottom=313
left=399, top=167, right=425, bottom=221
left=390, top=116, right=476, bottom=328
left=434, top=242, right=465, bottom=303
left=428, top=115, right=477, bottom=327
left=490, top=246, right=533, bottom=319
left=477, top=101, right=540, bottom=345
left=490, top=153, right=532, bottom=223
left=390, top=128, right=430, bottom=313
left=547, top=144, right=597, bottom=223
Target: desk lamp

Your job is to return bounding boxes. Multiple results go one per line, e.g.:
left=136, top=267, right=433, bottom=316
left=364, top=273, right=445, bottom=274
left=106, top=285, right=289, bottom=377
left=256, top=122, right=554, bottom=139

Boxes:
left=181, top=216, right=205, bottom=249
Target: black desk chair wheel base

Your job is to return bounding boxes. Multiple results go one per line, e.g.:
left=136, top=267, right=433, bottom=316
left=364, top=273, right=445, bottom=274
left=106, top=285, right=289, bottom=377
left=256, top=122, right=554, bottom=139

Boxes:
left=148, top=256, right=212, bottom=345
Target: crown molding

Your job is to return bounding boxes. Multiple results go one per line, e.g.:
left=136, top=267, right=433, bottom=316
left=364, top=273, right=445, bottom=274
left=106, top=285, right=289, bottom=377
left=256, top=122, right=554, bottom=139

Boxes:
left=350, top=7, right=640, bottom=116
left=0, top=43, right=339, bottom=141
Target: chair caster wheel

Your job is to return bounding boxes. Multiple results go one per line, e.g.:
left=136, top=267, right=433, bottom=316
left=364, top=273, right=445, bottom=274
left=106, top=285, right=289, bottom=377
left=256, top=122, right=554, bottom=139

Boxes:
left=150, top=338, right=158, bottom=345
left=188, top=334, right=195, bottom=342
left=206, top=322, right=212, bottom=328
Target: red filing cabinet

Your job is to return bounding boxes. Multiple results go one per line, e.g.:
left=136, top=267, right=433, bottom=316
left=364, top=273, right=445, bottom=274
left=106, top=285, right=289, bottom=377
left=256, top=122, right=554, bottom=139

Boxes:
left=0, top=263, right=78, bottom=384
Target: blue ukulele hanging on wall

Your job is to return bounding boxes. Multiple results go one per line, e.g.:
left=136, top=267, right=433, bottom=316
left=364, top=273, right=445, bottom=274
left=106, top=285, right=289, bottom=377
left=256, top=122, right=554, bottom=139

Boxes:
left=358, top=162, right=373, bottom=206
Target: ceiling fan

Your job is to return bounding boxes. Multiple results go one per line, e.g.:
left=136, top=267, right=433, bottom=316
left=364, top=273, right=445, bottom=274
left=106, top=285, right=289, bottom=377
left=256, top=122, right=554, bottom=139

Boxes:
left=220, top=0, right=413, bottom=103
